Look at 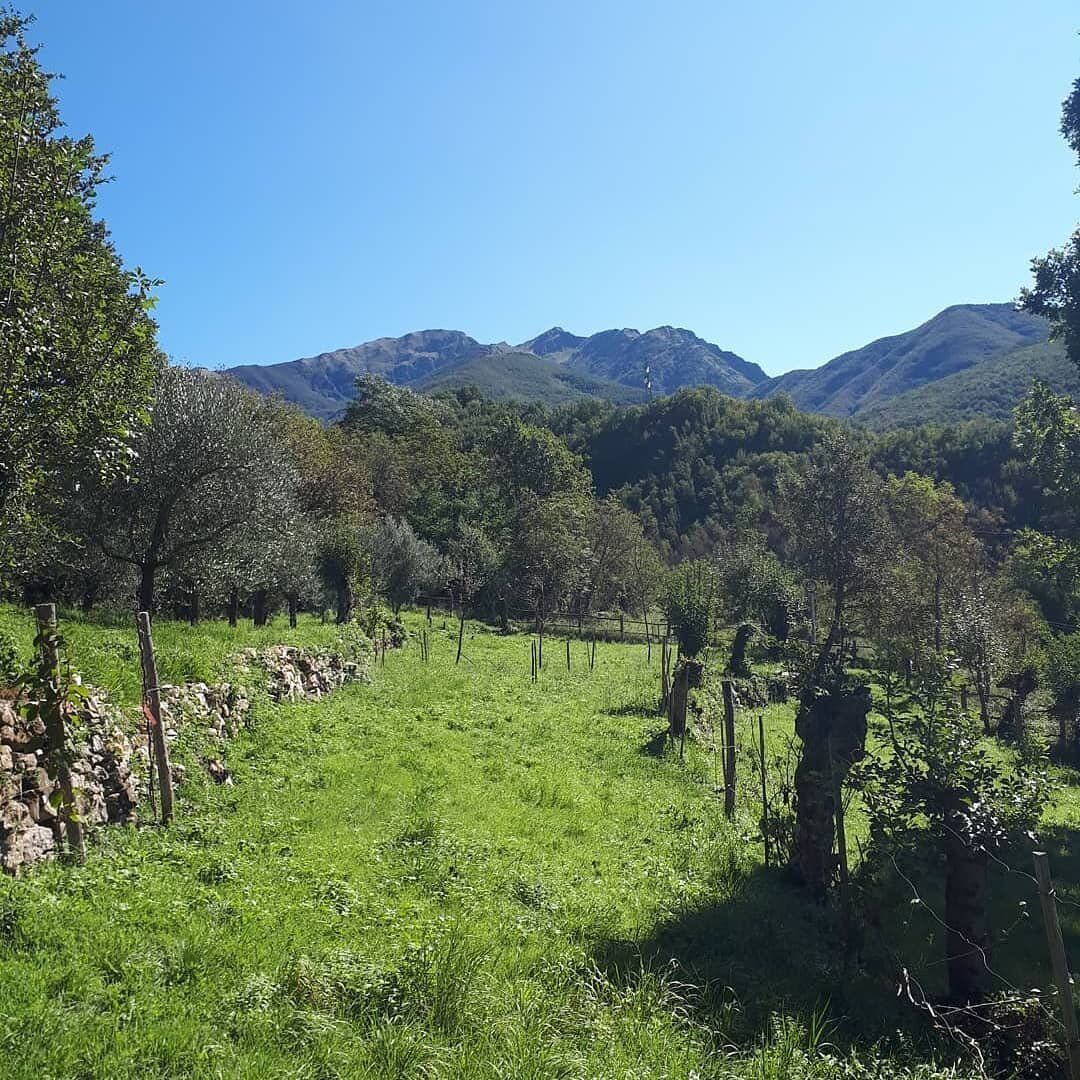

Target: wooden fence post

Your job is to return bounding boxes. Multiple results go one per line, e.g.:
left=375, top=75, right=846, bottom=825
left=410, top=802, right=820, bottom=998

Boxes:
left=136, top=611, right=174, bottom=825
left=758, top=713, right=769, bottom=867
left=722, top=679, right=737, bottom=819
left=566, top=638, right=571, bottom=672
left=34, top=604, right=86, bottom=862
left=1034, top=851, right=1080, bottom=1080
left=660, top=639, right=666, bottom=707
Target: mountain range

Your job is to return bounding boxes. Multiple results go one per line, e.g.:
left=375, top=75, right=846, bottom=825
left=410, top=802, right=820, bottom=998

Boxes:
left=225, top=303, right=1068, bottom=427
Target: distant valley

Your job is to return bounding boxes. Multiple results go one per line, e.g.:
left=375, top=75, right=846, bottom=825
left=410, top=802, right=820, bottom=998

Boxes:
left=226, top=303, right=1070, bottom=427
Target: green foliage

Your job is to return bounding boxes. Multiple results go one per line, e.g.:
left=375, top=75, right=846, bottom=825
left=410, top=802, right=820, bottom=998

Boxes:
left=1015, top=379, right=1080, bottom=518
left=716, top=534, right=802, bottom=641
left=0, top=627, right=20, bottom=686
left=370, top=516, right=441, bottom=614
left=1040, top=632, right=1080, bottom=730
left=1006, top=529, right=1080, bottom=628
left=781, top=430, right=889, bottom=647
left=856, top=665, right=1047, bottom=857
left=0, top=15, right=160, bottom=567
left=1019, top=76, right=1080, bottom=367
left=664, top=560, right=717, bottom=657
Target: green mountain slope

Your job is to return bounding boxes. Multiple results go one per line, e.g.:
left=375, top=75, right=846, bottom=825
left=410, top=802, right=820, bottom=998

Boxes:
left=226, top=326, right=763, bottom=416
left=754, top=304, right=1049, bottom=417
left=416, top=350, right=648, bottom=405
left=856, top=339, right=1080, bottom=429
left=227, top=330, right=492, bottom=419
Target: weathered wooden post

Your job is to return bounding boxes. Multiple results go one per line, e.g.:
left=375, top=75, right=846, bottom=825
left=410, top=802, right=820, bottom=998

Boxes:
left=660, top=639, right=666, bottom=707
left=136, top=611, right=174, bottom=825
left=668, top=662, right=689, bottom=739
left=722, top=679, right=737, bottom=818
left=34, top=604, right=86, bottom=862
left=758, top=714, right=769, bottom=866
left=565, top=638, right=571, bottom=672
left=1034, top=851, right=1080, bottom=1080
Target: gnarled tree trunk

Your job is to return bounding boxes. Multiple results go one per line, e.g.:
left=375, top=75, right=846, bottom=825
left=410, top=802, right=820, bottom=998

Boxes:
left=944, top=810, right=990, bottom=1004
left=793, top=686, right=870, bottom=899
left=252, top=588, right=269, bottom=627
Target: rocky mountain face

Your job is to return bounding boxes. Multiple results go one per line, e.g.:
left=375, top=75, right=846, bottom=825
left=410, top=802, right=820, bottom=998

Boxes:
left=226, top=325, right=765, bottom=418
left=224, top=303, right=1058, bottom=426
left=227, top=330, right=494, bottom=419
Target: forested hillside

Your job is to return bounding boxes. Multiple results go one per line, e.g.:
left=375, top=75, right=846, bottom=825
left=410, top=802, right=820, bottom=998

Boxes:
left=856, top=339, right=1080, bottom=427
left=753, top=303, right=1050, bottom=417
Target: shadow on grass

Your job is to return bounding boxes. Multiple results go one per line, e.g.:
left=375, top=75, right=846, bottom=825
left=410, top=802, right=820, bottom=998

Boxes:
left=589, top=826, right=1080, bottom=1054
left=590, top=863, right=922, bottom=1049
left=639, top=729, right=670, bottom=758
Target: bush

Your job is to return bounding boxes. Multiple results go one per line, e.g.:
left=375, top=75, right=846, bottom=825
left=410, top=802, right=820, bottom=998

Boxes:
left=0, top=628, right=20, bottom=688
left=664, top=561, right=717, bottom=658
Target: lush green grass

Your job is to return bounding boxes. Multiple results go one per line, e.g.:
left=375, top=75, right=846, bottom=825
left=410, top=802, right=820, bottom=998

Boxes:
left=0, top=606, right=349, bottom=706
left=0, top=610, right=999, bottom=1077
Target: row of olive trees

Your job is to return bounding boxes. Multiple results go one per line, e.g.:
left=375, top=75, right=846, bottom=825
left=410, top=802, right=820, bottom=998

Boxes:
left=13, top=363, right=670, bottom=632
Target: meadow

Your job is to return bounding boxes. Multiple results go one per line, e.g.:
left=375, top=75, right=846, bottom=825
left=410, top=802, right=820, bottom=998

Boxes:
left=0, top=608, right=1067, bottom=1079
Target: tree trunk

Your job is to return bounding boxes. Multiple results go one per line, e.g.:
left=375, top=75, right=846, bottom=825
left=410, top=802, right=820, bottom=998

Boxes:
left=80, top=581, right=97, bottom=615
left=668, top=661, right=689, bottom=738
left=944, top=812, right=990, bottom=1004
left=188, top=587, right=200, bottom=626
left=975, top=672, right=992, bottom=735
left=288, top=593, right=298, bottom=629
left=227, top=587, right=239, bottom=628
left=252, top=588, right=269, bottom=627
left=793, top=687, right=870, bottom=900
left=336, top=577, right=353, bottom=624
left=137, top=564, right=156, bottom=614
left=729, top=623, right=754, bottom=678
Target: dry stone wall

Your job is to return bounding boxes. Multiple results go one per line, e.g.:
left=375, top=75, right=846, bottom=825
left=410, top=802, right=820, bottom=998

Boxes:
left=0, top=693, right=138, bottom=874
left=0, top=642, right=369, bottom=873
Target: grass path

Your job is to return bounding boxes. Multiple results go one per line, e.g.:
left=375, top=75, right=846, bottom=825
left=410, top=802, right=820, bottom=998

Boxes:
left=0, top=614, right=980, bottom=1077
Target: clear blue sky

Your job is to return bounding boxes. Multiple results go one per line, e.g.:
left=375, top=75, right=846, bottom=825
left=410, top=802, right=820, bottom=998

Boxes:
left=26, top=1, right=1080, bottom=375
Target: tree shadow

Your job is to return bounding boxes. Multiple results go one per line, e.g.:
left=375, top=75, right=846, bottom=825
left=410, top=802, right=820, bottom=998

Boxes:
left=589, top=828, right=1080, bottom=1053
left=589, top=863, right=924, bottom=1049
left=638, top=729, right=670, bottom=758
left=606, top=701, right=660, bottom=719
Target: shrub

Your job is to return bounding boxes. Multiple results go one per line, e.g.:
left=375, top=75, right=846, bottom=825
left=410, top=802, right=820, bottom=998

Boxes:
left=664, top=561, right=717, bottom=658
left=0, top=628, right=19, bottom=687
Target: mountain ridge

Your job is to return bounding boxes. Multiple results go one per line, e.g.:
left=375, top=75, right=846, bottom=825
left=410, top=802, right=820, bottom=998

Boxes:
left=751, top=303, right=1050, bottom=417
left=224, top=303, right=1056, bottom=424
left=226, top=324, right=766, bottom=418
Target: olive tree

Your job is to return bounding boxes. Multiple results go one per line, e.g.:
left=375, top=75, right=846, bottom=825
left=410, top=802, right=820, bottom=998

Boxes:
left=780, top=432, right=889, bottom=898
left=79, top=367, right=296, bottom=612
left=371, top=516, right=441, bottom=615
left=445, top=522, right=497, bottom=663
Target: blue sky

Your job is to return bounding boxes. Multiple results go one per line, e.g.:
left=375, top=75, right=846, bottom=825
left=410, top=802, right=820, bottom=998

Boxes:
left=26, top=1, right=1080, bottom=376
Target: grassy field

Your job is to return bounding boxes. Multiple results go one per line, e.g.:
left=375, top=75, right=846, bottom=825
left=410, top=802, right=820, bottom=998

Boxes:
left=0, top=608, right=1056, bottom=1078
